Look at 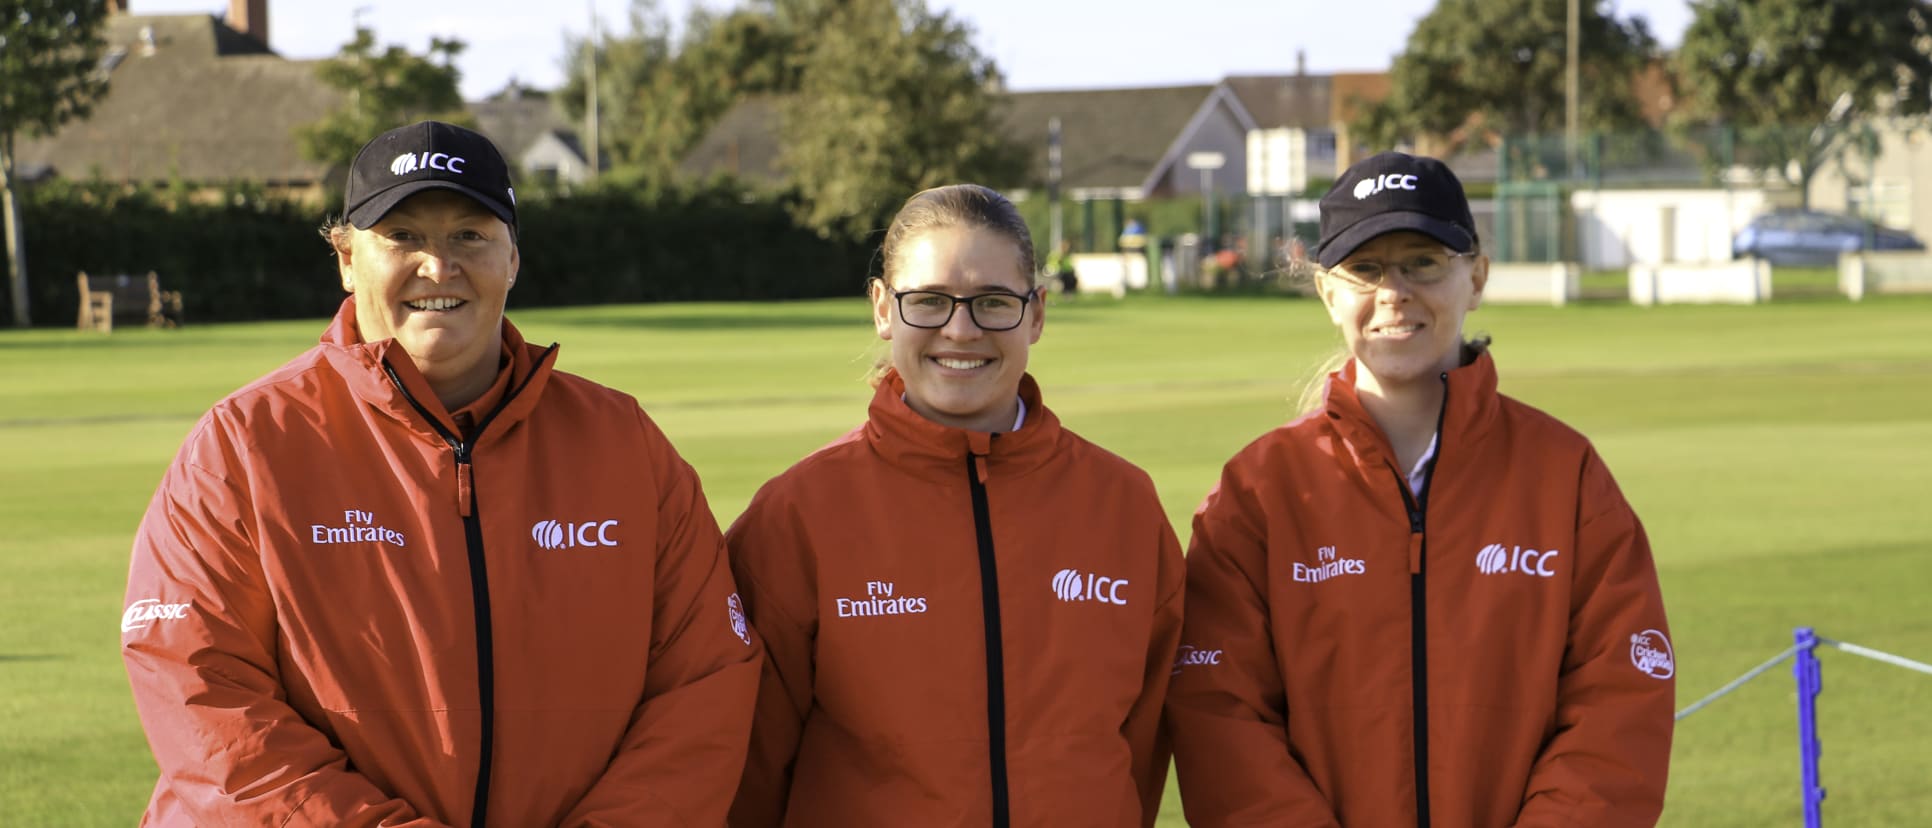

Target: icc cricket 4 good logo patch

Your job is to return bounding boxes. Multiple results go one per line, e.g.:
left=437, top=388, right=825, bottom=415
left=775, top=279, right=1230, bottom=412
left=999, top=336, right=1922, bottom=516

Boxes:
left=727, top=593, right=751, bottom=646
left=1630, top=629, right=1675, bottom=680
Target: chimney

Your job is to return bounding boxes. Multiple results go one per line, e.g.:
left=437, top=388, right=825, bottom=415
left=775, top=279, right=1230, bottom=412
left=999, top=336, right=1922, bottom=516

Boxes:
left=228, top=0, right=268, bottom=49
left=1296, top=49, right=1307, bottom=77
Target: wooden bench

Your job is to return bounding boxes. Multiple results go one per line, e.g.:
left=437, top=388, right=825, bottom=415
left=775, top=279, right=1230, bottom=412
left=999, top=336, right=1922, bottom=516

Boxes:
left=76, top=271, right=183, bottom=332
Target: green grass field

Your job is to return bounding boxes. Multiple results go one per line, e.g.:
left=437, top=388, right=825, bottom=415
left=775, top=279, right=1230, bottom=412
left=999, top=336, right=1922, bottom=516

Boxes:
left=4, top=292, right=1929, bottom=825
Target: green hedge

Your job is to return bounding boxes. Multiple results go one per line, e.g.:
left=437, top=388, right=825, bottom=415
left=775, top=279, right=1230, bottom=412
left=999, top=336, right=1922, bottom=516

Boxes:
left=0, top=181, right=869, bottom=327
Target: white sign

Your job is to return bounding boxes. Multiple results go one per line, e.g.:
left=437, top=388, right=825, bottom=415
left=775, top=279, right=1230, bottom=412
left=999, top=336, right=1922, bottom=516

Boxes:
left=1185, top=152, right=1226, bottom=170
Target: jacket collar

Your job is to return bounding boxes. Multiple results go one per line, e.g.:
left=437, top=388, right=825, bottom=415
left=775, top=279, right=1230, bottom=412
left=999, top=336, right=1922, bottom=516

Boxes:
left=1320, top=348, right=1502, bottom=477
left=863, top=368, right=1062, bottom=478
left=319, top=297, right=557, bottom=441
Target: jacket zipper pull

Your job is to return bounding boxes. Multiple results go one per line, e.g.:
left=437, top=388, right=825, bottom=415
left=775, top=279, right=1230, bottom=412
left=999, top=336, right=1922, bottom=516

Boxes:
left=1407, top=504, right=1426, bottom=573
left=972, top=453, right=989, bottom=485
left=455, top=443, right=474, bottom=518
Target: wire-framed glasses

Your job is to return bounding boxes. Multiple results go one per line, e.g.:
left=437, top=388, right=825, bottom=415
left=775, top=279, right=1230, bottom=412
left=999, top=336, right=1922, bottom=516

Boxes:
left=891, top=289, right=1036, bottom=331
left=1326, top=251, right=1475, bottom=293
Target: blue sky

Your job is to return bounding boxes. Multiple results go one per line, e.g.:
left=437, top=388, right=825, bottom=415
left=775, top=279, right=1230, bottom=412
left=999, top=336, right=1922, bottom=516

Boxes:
left=130, top=0, right=1696, bottom=100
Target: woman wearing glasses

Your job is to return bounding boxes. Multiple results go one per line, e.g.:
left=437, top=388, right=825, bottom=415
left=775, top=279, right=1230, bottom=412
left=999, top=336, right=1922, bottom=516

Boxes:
left=1166, top=153, right=1674, bottom=826
left=726, top=184, right=1183, bottom=827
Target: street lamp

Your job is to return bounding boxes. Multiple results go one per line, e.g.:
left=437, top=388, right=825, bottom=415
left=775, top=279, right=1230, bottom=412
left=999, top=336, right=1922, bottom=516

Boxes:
left=1187, top=151, right=1226, bottom=248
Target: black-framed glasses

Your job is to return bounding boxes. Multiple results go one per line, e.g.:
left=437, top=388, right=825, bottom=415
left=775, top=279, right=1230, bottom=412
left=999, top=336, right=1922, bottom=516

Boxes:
left=891, top=289, right=1037, bottom=331
left=1326, top=251, right=1476, bottom=293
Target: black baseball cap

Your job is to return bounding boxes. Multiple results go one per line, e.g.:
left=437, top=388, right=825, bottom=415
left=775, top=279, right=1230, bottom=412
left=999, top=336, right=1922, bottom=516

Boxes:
left=1316, top=152, right=1475, bottom=268
left=343, top=121, right=517, bottom=230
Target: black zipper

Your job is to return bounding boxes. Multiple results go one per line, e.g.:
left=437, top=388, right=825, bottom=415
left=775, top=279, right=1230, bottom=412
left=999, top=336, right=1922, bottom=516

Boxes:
left=1391, top=374, right=1450, bottom=828
left=964, top=451, right=1011, bottom=828
left=383, top=348, right=551, bottom=827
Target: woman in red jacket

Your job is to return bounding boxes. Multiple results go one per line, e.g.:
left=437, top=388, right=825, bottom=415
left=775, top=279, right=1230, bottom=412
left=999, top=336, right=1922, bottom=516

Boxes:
left=726, top=184, right=1184, bottom=827
left=1166, top=153, right=1674, bottom=827
left=122, top=122, right=759, bottom=826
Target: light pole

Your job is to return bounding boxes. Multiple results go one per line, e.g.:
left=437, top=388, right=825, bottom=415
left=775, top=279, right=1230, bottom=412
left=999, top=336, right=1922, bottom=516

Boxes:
left=1048, top=117, right=1063, bottom=256
left=586, top=0, right=600, bottom=182
left=1565, top=0, right=1579, bottom=179
left=1187, top=151, right=1226, bottom=249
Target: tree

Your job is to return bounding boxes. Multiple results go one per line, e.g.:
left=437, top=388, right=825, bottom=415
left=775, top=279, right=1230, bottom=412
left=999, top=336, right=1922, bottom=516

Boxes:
left=297, top=27, right=469, bottom=179
left=1350, top=0, right=1657, bottom=156
left=557, top=0, right=798, bottom=185
left=1674, top=0, right=1932, bottom=207
left=1, top=0, right=109, bottom=326
left=778, top=0, right=1026, bottom=240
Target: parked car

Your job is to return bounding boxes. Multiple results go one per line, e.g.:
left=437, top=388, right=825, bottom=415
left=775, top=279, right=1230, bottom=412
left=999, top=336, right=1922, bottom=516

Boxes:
left=1733, top=209, right=1926, bottom=266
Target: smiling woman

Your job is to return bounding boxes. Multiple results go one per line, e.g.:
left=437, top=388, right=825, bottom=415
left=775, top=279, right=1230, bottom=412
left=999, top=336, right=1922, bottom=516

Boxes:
left=317, top=121, right=525, bottom=411
left=1167, top=153, right=1677, bottom=827
left=120, top=120, right=762, bottom=827
left=331, top=190, right=520, bottom=410
left=725, top=184, right=1186, bottom=826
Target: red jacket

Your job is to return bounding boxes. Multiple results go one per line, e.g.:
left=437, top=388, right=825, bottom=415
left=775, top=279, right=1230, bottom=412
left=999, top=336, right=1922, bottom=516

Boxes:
left=1167, top=351, right=1673, bottom=827
left=122, top=299, right=761, bottom=826
left=726, top=371, right=1184, bottom=827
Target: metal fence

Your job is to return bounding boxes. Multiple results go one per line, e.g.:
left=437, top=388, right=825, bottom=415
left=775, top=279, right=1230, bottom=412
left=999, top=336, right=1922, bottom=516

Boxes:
left=1489, top=121, right=1928, bottom=264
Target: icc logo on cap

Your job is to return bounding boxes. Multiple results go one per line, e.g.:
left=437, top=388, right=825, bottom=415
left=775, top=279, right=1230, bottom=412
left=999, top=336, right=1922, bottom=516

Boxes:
left=1354, top=173, right=1420, bottom=200
left=389, top=152, right=467, bottom=176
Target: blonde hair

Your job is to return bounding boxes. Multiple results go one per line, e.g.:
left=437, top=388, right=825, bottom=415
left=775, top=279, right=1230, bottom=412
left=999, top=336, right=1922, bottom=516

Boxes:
left=867, top=184, right=1038, bottom=385
left=1292, top=239, right=1491, bottom=415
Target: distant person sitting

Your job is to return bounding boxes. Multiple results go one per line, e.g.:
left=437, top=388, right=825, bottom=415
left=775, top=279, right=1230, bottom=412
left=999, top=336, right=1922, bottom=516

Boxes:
left=1046, top=239, right=1079, bottom=300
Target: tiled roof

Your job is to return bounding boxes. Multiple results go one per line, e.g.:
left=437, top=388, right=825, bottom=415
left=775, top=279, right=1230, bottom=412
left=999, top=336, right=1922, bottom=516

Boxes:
left=16, top=14, right=343, bottom=186
left=680, top=84, right=1231, bottom=196
left=471, top=90, right=579, bottom=165
left=677, top=95, right=784, bottom=184
left=1223, top=74, right=1333, bottom=130
left=999, top=84, right=1221, bottom=193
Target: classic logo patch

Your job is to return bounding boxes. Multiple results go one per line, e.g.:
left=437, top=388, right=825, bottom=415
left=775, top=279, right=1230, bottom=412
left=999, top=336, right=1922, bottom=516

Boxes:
left=1171, top=644, right=1224, bottom=675
left=121, top=598, right=191, bottom=633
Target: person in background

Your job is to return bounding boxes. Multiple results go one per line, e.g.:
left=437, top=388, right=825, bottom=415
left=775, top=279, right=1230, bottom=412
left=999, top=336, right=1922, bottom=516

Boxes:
left=1166, top=152, right=1674, bottom=826
left=1045, top=237, right=1080, bottom=300
left=122, top=120, right=760, bottom=826
left=727, top=184, right=1183, bottom=827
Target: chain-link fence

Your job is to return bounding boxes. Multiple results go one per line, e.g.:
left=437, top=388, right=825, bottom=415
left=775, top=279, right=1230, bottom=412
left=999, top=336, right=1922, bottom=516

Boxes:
left=1490, top=121, right=1928, bottom=265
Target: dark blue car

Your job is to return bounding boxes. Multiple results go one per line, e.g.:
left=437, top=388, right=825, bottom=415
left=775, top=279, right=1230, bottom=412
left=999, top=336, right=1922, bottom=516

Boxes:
left=1733, top=209, right=1925, bottom=266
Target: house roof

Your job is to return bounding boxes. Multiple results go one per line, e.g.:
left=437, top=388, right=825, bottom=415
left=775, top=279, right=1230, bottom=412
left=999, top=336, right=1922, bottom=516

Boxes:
left=678, top=84, right=1239, bottom=197
left=16, top=14, right=343, bottom=186
left=677, top=95, right=785, bottom=184
left=1223, top=74, right=1333, bottom=130
left=1329, top=72, right=1393, bottom=126
left=470, top=89, right=583, bottom=167
left=999, top=84, right=1221, bottom=194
